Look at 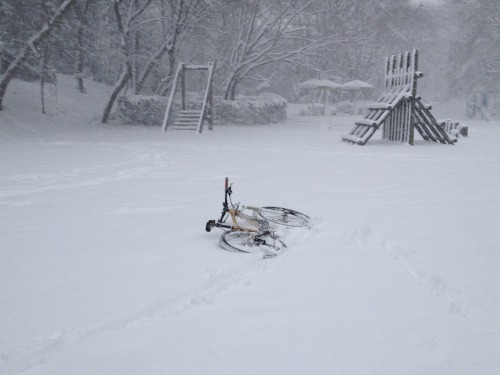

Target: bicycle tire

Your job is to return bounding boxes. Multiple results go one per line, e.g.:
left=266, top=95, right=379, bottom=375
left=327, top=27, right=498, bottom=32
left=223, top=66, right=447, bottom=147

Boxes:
left=259, top=207, right=311, bottom=228
left=219, top=230, right=286, bottom=254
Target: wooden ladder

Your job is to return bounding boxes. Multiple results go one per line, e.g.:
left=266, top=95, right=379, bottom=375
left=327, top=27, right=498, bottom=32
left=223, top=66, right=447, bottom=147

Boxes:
left=161, top=62, right=215, bottom=133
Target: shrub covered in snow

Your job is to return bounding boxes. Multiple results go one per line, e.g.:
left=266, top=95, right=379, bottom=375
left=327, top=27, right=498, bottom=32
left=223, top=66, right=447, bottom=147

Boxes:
left=214, top=94, right=287, bottom=125
left=116, top=95, right=168, bottom=126
left=116, top=94, right=287, bottom=126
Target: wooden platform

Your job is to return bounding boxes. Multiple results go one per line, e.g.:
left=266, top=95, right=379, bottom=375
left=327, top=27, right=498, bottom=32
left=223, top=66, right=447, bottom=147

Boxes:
left=342, top=50, right=454, bottom=146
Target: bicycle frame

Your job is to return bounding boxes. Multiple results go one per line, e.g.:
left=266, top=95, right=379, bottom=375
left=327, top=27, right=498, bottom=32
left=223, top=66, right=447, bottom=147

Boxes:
left=206, top=178, right=311, bottom=257
left=205, top=178, right=271, bottom=233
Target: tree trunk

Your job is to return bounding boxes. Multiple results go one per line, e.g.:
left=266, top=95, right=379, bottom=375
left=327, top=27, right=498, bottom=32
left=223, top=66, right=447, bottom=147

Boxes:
left=76, top=58, right=86, bottom=94
left=132, top=29, right=140, bottom=94
left=100, top=0, right=153, bottom=122
left=224, top=76, right=239, bottom=100
left=158, top=49, right=177, bottom=96
left=0, top=46, right=31, bottom=110
left=0, top=0, right=77, bottom=110
left=75, top=0, right=92, bottom=94
left=40, top=47, right=49, bottom=114
left=131, top=0, right=140, bottom=93
left=135, top=43, right=168, bottom=95
left=101, top=64, right=131, bottom=123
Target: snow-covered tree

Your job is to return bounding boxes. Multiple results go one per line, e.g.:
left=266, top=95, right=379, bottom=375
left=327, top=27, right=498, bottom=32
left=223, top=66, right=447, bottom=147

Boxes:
left=213, top=0, right=353, bottom=100
left=100, top=0, right=211, bottom=122
left=2, top=0, right=496, bottom=114
left=101, top=0, right=154, bottom=123
left=136, top=0, right=210, bottom=95
left=0, top=0, right=78, bottom=110
left=446, top=0, right=500, bottom=95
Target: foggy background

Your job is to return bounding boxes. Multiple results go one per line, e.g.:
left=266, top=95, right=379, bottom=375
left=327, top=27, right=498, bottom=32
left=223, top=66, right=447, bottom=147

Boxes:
left=1, top=0, right=499, bottom=118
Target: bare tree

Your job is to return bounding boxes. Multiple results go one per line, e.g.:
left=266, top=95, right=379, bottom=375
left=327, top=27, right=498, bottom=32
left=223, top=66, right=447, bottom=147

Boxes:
left=74, top=0, right=94, bottom=93
left=213, top=0, right=362, bottom=100
left=136, top=0, right=209, bottom=95
left=101, top=0, right=154, bottom=123
left=101, top=0, right=210, bottom=122
left=0, top=0, right=77, bottom=110
left=218, top=0, right=301, bottom=99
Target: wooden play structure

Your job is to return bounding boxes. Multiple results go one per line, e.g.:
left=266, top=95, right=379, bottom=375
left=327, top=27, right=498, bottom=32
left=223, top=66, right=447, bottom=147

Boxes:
left=342, top=50, right=455, bottom=145
left=161, top=62, right=215, bottom=133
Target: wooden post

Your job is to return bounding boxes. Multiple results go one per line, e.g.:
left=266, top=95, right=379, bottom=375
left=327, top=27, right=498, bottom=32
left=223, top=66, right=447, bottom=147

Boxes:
left=209, top=62, right=215, bottom=130
left=180, top=64, right=186, bottom=110
left=208, top=73, right=213, bottom=130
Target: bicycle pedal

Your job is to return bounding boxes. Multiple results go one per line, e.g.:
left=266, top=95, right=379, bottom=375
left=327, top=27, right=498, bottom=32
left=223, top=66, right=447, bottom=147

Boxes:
left=263, top=253, right=277, bottom=259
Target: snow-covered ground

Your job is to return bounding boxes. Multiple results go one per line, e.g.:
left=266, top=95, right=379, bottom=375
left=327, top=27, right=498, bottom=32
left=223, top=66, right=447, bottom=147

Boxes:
left=1, top=76, right=499, bottom=374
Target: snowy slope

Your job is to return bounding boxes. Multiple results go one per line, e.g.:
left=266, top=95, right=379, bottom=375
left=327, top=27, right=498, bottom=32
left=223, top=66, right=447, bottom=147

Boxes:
left=1, top=76, right=499, bottom=374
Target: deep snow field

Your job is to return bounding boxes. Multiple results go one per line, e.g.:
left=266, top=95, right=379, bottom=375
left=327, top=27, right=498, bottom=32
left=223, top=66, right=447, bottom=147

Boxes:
left=1, top=76, right=500, bottom=375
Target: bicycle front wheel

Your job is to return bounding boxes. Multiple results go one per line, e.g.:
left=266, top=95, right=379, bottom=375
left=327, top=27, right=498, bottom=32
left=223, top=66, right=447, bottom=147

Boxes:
left=259, top=207, right=311, bottom=228
left=219, top=230, right=286, bottom=254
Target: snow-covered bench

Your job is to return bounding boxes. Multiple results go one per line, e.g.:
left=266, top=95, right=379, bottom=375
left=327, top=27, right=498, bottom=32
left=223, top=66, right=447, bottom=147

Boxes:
left=439, top=119, right=468, bottom=139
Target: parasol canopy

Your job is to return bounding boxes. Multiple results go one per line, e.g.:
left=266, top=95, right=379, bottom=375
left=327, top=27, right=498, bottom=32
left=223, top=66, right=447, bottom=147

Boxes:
left=339, top=79, right=374, bottom=90
left=299, top=79, right=342, bottom=90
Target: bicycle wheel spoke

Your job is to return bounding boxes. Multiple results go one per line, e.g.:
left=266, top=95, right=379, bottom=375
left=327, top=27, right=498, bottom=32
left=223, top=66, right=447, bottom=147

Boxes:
left=259, top=207, right=311, bottom=228
left=219, top=230, right=285, bottom=254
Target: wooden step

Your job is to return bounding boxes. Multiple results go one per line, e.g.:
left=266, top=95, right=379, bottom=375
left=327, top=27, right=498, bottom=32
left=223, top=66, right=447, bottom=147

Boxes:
left=368, top=103, right=392, bottom=110
left=172, top=125, right=198, bottom=130
left=177, top=113, right=201, bottom=117
left=174, top=120, right=198, bottom=125
left=175, top=118, right=200, bottom=123
left=172, top=110, right=202, bottom=130
left=355, top=118, right=378, bottom=127
left=341, top=134, right=363, bottom=144
left=178, top=110, right=202, bottom=114
left=174, top=119, right=199, bottom=124
left=177, top=112, right=201, bottom=118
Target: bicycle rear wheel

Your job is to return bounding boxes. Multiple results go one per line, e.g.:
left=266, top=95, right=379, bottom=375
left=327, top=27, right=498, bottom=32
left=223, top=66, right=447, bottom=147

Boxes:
left=259, top=207, right=311, bottom=228
left=219, top=230, right=286, bottom=254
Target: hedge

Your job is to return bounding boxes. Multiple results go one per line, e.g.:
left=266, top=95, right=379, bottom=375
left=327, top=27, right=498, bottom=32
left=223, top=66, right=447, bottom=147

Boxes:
left=116, top=93, right=287, bottom=126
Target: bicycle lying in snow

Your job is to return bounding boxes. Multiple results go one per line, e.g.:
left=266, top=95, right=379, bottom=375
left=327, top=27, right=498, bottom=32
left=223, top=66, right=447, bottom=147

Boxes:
left=206, top=177, right=311, bottom=257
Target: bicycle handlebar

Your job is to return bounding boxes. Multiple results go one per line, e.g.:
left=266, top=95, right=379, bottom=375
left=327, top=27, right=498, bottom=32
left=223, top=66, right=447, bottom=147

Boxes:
left=218, top=177, right=231, bottom=223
